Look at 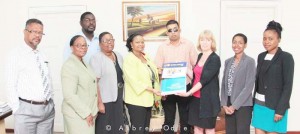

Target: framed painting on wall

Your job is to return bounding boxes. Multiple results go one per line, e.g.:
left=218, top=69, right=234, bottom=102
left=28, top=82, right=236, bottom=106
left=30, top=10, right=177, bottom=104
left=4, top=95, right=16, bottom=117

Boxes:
left=122, top=1, right=180, bottom=41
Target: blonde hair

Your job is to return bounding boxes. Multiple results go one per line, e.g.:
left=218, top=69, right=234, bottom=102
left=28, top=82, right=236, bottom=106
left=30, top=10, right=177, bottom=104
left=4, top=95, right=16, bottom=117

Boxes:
left=197, top=30, right=217, bottom=52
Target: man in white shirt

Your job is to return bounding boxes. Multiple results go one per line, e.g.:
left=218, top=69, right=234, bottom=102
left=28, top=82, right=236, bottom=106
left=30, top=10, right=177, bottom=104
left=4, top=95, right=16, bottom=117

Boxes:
left=63, top=12, right=100, bottom=63
left=5, top=18, right=55, bottom=134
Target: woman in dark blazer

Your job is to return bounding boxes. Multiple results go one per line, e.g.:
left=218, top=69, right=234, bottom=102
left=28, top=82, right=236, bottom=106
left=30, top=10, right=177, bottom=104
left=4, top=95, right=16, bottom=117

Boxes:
left=251, top=20, right=294, bottom=134
left=220, top=33, right=256, bottom=134
left=178, top=30, right=221, bottom=134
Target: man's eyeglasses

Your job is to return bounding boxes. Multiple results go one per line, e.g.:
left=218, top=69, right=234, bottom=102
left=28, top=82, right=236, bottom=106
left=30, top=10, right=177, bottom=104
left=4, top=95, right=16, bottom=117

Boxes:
left=101, top=39, right=115, bottom=44
left=167, top=28, right=179, bottom=33
left=74, top=44, right=89, bottom=49
left=25, top=29, right=45, bottom=36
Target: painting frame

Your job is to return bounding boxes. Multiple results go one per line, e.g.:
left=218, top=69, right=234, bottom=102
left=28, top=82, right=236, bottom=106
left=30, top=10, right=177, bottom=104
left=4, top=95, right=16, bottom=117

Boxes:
left=122, top=1, right=180, bottom=41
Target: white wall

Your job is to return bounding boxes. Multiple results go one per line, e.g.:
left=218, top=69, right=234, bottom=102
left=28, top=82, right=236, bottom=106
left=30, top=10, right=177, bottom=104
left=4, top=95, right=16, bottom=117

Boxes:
left=281, top=0, right=300, bottom=130
left=0, top=0, right=299, bottom=131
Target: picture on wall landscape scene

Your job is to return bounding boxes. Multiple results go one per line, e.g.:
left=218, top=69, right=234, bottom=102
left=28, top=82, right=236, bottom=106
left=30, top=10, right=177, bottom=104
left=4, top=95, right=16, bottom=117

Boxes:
left=123, top=1, right=180, bottom=41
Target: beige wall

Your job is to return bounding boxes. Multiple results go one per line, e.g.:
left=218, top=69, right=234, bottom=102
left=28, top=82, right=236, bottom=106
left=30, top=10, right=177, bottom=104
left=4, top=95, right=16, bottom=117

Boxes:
left=0, top=0, right=299, bottom=131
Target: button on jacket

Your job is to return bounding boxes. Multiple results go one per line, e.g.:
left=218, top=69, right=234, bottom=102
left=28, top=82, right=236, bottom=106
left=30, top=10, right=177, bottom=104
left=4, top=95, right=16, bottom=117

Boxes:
left=254, top=47, right=294, bottom=115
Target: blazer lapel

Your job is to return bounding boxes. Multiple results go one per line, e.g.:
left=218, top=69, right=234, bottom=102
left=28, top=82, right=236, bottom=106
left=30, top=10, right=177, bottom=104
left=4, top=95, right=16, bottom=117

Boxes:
left=232, top=53, right=246, bottom=81
left=225, top=57, right=234, bottom=85
left=263, top=47, right=283, bottom=73
left=85, top=63, right=96, bottom=79
left=202, top=52, right=215, bottom=70
left=71, top=54, right=95, bottom=79
left=256, top=52, right=266, bottom=78
left=195, top=53, right=203, bottom=66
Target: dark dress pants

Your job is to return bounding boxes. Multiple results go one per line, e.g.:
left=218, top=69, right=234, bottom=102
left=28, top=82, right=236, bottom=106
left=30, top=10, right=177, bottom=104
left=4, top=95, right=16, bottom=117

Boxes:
left=162, top=84, right=191, bottom=134
left=126, top=103, right=152, bottom=134
left=225, top=97, right=252, bottom=134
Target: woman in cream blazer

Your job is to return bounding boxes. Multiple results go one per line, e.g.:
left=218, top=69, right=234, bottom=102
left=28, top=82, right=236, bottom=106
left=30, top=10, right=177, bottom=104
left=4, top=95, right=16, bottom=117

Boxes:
left=61, top=35, right=98, bottom=134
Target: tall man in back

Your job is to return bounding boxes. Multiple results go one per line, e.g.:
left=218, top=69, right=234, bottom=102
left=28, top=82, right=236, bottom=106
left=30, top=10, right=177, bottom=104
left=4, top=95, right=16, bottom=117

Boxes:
left=155, top=20, right=198, bottom=134
left=63, top=11, right=100, bottom=63
left=6, top=18, right=55, bottom=134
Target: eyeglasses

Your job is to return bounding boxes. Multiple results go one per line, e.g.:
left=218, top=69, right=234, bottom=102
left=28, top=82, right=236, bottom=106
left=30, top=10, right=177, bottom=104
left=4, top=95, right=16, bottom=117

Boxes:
left=101, top=39, right=115, bottom=44
left=74, top=44, right=89, bottom=49
left=167, top=28, right=179, bottom=33
left=25, top=29, right=45, bottom=36
left=83, top=18, right=96, bottom=23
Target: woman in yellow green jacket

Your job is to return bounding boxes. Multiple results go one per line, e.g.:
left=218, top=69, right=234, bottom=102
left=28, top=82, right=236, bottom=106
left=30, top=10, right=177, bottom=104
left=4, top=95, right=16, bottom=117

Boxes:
left=123, top=33, right=161, bottom=134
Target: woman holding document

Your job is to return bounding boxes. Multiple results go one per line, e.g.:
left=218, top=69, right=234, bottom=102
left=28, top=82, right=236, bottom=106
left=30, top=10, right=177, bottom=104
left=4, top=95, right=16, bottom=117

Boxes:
left=178, top=30, right=221, bottom=134
left=123, top=33, right=161, bottom=134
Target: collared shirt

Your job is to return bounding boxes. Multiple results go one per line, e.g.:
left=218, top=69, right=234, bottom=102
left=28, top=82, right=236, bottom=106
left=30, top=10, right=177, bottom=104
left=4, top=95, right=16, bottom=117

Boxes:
left=154, top=37, right=198, bottom=84
left=5, top=44, right=53, bottom=113
left=63, top=31, right=100, bottom=63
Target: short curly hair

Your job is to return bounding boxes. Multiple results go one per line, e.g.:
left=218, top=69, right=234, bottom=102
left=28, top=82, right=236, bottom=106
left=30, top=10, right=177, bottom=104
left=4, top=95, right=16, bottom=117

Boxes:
left=125, top=33, right=142, bottom=52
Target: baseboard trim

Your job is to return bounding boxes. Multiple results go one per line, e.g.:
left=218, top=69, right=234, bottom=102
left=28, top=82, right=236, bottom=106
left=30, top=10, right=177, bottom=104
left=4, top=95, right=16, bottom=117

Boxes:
left=6, top=129, right=14, bottom=133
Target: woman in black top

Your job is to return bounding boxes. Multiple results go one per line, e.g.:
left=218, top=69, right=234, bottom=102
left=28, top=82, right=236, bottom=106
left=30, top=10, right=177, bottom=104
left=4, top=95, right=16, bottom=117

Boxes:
left=251, top=20, right=294, bottom=134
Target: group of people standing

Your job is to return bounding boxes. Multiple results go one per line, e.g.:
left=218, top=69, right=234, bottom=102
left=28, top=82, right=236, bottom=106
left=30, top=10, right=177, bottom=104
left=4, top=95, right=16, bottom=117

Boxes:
left=5, top=11, right=294, bottom=134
